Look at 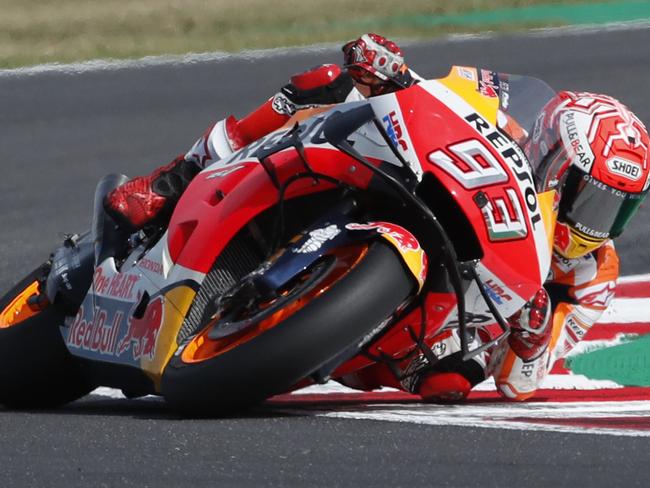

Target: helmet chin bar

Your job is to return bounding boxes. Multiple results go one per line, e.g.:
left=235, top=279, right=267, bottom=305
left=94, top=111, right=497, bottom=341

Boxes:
left=554, top=220, right=606, bottom=259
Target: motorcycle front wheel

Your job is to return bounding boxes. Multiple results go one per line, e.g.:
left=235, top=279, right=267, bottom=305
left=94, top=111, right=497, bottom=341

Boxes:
left=161, top=241, right=415, bottom=416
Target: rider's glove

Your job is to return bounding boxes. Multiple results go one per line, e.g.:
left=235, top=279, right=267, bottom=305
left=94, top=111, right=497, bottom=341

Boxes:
left=507, top=288, right=552, bottom=362
left=271, top=64, right=354, bottom=116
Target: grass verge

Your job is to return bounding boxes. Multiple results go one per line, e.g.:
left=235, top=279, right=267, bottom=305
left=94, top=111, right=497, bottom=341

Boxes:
left=0, top=0, right=633, bottom=69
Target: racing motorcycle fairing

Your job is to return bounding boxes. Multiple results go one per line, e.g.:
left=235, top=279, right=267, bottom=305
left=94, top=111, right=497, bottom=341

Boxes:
left=56, top=65, right=561, bottom=397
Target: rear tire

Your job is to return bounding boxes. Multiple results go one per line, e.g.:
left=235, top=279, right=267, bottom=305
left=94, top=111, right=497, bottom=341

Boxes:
left=0, top=268, right=93, bottom=408
left=162, top=241, right=415, bottom=416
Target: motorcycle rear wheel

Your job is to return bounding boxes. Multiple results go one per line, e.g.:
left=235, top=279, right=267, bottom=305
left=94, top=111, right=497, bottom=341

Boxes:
left=0, top=267, right=92, bottom=408
left=162, top=241, right=414, bottom=416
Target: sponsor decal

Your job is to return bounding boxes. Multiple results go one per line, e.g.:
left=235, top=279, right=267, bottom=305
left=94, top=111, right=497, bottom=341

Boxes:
left=499, top=79, right=511, bottom=109
left=271, top=92, right=297, bottom=116
left=565, top=314, right=588, bottom=346
left=295, top=225, right=340, bottom=254
left=429, top=138, right=509, bottom=190
left=478, top=69, right=499, bottom=98
left=575, top=222, right=609, bottom=240
left=346, top=222, right=419, bottom=252
left=67, top=294, right=166, bottom=362
left=583, top=173, right=629, bottom=200
left=560, top=111, right=595, bottom=172
left=346, top=222, right=427, bottom=285
left=553, top=221, right=572, bottom=254
left=551, top=244, right=585, bottom=275
left=220, top=113, right=329, bottom=167
left=483, top=279, right=513, bottom=305
left=382, top=110, right=409, bottom=151
left=116, top=295, right=165, bottom=361
left=67, top=305, right=124, bottom=357
left=518, top=359, right=546, bottom=380
left=607, top=157, right=642, bottom=181
left=456, top=66, right=476, bottom=81
left=93, top=268, right=139, bottom=301
left=463, top=112, right=542, bottom=230
left=577, top=281, right=616, bottom=308
left=138, top=258, right=164, bottom=275
left=481, top=188, right=528, bottom=241
left=205, top=164, right=246, bottom=180
left=185, top=124, right=216, bottom=167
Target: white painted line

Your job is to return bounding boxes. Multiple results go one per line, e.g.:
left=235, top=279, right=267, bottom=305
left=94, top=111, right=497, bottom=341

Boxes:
left=618, top=273, right=650, bottom=284
left=0, top=45, right=337, bottom=78
left=474, top=374, right=623, bottom=391
left=312, top=400, right=650, bottom=437
left=601, top=298, right=650, bottom=323
left=1, top=21, right=648, bottom=78
left=85, top=373, right=621, bottom=403
left=87, top=371, right=617, bottom=402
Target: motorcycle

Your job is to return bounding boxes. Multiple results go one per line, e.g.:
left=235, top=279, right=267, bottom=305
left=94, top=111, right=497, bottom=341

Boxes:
left=0, top=66, right=560, bottom=415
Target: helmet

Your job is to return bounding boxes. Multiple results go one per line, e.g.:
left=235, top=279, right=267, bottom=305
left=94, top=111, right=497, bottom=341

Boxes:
left=528, top=91, right=649, bottom=259
left=341, top=33, right=413, bottom=95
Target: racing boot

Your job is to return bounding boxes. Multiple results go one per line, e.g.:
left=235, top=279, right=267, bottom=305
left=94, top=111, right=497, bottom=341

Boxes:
left=337, top=328, right=488, bottom=402
left=402, top=328, right=491, bottom=402
left=491, top=287, right=553, bottom=401
left=103, top=156, right=201, bottom=233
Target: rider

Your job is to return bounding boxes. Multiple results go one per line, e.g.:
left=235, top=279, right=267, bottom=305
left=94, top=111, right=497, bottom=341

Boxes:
left=341, top=91, right=650, bottom=402
left=103, top=33, right=417, bottom=232
left=104, top=35, right=650, bottom=402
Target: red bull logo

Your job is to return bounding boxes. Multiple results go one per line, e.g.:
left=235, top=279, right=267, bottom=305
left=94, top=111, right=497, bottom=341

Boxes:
left=67, top=305, right=123, bottom=356
left=117, top=295, right=165, bottom=361
left=346, top=221, right=428, bottom=288
left=346, top=222, right=420, bottom=252
left=553, top=221, right=571, bottom=253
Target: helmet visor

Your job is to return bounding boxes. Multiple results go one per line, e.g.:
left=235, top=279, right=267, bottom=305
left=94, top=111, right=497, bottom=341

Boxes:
left=560, top=169, right=646, bottom=239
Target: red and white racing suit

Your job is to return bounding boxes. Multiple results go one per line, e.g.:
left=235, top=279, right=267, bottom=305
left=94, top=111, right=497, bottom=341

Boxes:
left=183, top=85, right=365, bottom=169
left=491, top=240, right=619, bottom=400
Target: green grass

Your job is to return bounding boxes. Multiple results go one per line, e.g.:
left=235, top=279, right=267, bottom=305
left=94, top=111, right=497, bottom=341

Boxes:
left=0, top=0, right=600, bottom=68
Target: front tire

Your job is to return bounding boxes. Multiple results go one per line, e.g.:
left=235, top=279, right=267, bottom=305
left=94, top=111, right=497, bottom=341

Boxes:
left=162, top=241, right=415, bottom=415
left=0, top=268, right=93, bottom=408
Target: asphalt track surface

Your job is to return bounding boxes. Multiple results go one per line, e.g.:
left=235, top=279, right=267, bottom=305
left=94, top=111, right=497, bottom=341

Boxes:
left=1, top=26, right=650, bottom=487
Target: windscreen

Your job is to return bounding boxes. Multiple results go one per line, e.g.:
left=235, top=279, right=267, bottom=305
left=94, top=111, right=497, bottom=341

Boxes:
left=493, top=71, right=557, bottom=139
left=489, top=71, right=563, bottom=192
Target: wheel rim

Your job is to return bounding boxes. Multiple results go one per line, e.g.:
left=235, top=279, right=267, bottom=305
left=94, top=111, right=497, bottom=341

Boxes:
left=0, top=281, right=42, bottom=328
left=180, top=244, right=369, bottom=364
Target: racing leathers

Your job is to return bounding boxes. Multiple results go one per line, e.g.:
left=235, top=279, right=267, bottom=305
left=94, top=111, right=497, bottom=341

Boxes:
left=182, top=65, right=365, bottom=172
left=491, top=240, right=619, bottom=400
